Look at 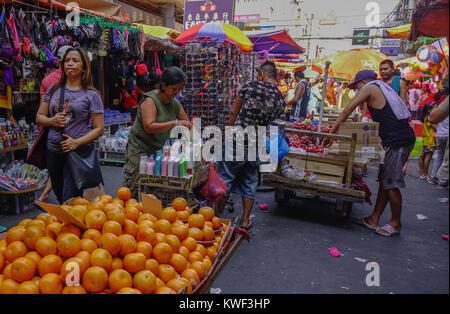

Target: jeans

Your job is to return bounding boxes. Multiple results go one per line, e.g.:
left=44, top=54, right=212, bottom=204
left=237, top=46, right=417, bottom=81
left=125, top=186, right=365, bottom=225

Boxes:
left=431, top=137, right=448, bottom=179
left=46, top=150, right=83, bottom=204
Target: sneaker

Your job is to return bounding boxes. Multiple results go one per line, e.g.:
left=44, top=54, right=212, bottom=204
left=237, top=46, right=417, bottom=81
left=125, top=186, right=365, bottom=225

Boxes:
left=437, top=180, right=449, bottom=189
left=428, top=177, right=438, bottom=185
left=419, top=176, right=428, bottom=180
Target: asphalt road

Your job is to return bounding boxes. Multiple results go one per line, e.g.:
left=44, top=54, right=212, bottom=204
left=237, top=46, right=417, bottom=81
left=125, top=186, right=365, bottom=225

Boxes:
left=1, top=159, right=448, bottom=294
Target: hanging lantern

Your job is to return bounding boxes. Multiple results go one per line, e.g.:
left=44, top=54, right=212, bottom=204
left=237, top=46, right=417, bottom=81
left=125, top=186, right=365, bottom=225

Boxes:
left=431, top=51, right=444, bottom=65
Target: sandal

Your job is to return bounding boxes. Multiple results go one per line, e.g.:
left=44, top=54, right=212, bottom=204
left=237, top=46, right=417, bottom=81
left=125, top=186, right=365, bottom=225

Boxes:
left=353, top=217, right=378, bottom=231
left=376, top=224, right=401, bottom=237
left=239, top=222, right=253, bottom=231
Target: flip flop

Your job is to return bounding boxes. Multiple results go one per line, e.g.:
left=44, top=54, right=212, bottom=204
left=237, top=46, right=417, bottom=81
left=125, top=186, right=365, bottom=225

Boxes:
left=353, top=217, right=379, bottom=231
left=239, top=222, right=253, bottom=231
left=376, top=224, right=401, bottom=237
left=0, top=226, right=7, bottom=234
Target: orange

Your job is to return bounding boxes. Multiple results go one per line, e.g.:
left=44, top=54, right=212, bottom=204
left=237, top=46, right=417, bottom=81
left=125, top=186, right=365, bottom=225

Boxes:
left=157, top=264, right=177, bottom=283
left=178, top=277, right=193, bottom=294
left=176, top=210, right=190, bottom=221
left=39, top=273, right=63, bottom=294
left=109, top=269, right=133, bottom=293
left=156, top=233, right=168, bottom=244
left=0, top=253, right=4, bottom=273
left=136, top=227, right=157, bottom=246
left=179, top=246, right=190, bottom=260
left=10, top=257, right=36, bottom=283
left=46, top=222, right=62, bottom=240
left=117, top=187, right=131, bottom=201
left=166, top=234, right=181, bottom=253
left=202, top=226, right=215, bottom=242
left=156, top=286, right=177, bottom=294
left=181, top=268, right=200, bottom=288
left=112, top=198, right=125, bottom=209
left=3, top=264, right=12, bottom=280
left=125, top=198, right=139, bottom=207
left=82, top=229, right=102, bottom=246
left=106, top=208, right=126, bottom=226
left=188, top=228, right=203, bottom=241
left=203, top=257, right=212, bottom=271
left=38, top=254, right=63, bottom=277
left=162, top=207, right=177, bottom=223
left=181, top=237, right=197, bottom=252
left=154, top=219, right=172, bottom=235
left=191, top=261, right=207, bottom=280
left=68, top=205, right=87, bottom=222
left=99, top=194, right=113, bottom=204
left=118, top=234, right=137, bottom=257
left=16, top=281, right=39, bottom=294
left=172, top=220, right=185, bottom=227
left=35, top=236, right=57, bottom=257
left=82, top=266, right=108, bottom=293
left=23, top=252, right=41, bottom=272
left=213, top=242, right=220, bottom=251
left=23, top=226, right=46, bottom=250
left=124, top=206, right=140, bottom=223
left=99, top=233, right=121, bottom=256
left=103, top=203, right=121, bottom=215
left=167, top=278, right=191, bottom=294
left=173, top=197, right=187, bottom=211
left=80, top=238, right=97, bottom=253
left=62, top=285, right=87, bottom=294
left=5, top=226, right=26, bottom=244
left=123, top=253, right=146, bottom=274
left=138, top=213, right=157, bottom=224
left=75, top=251, right=91, bottom=271
left=90, top=248, right=113, bottom=272
left=59, top=224, right=82, bottom=238
left=111, top=257, right=123, bottom=271
left=61, top=257, right=86, bottom=285
left=212, top=217, right=222, bottom=229
left=155, top=277, right=165, bottom=290
left=136, top=242, right=152, bottom=259
left=145, top=259, right=159, bottom=275
left=87, top=200, right=105, bottom=212
left=85, top=210, right=107, bottom=230
left=27, top=219, right=46, bottom=230
left=122, top=219, right=139, bottom=238
left=170, top=253, right=188, bottom=273
left=118, top=287, right=141, bottom=294
left=152, top=243, right=173, bottom=264
left=188, top=251, right=203, bottom=264
left=171, top=224, right=189, bottom=241
left=133, top=270, right=156, bottom=294
left=195, top=244, right=206, bottom=257
left=0, top=279, right=19, bottom=294
left=73, top=197, right=89, bottom=206
left=138, top=220, right=154, bottom=230
left=188, top=214, right=205, bottom=229
left=198, top=207, right=215, bottom=221
left=185, top=207, right=192, bottom=215
left=205, top=246, right=217, bottom=260
left=18, top=219, right=32, bottom=228
left=102, top=220, right=122, bottom=236
left=205, top=221, right=213, bottom=228
left=57, top=233, right=81, bottom=258
left=5, top=241, right=28, bottom=263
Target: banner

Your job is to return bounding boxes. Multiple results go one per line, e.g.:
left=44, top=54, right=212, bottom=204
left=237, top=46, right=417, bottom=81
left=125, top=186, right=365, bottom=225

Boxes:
left=184, top=0, right=235, bottom=30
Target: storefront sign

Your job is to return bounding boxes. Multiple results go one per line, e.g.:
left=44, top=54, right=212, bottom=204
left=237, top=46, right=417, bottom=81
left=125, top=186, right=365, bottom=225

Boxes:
left=184, top=0, right=235, bottom=30
left=380, top=47, right=400, bottom=56
left=381, top=39, right=401, bottom=48
left=235, top=14, right=260, bottom=23
left=352, top=29, right=370, bottom=46
left=114, top=0, right=165, bottom=26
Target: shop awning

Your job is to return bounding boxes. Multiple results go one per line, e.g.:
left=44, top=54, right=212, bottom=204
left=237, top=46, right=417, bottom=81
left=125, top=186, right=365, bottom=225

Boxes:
left=245, top=30, right=306, bottom=54
left=135, top=23, right=180, bottom=40
left=275, top=62, right=305, bottom=72
left=409, top=0, right=449, bottom=41
left=385, top=24, right=411, bottom=39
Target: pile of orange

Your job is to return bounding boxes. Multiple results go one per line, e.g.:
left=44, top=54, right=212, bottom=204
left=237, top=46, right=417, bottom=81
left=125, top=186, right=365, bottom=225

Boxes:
left=0, top=190, right=227, bottom=294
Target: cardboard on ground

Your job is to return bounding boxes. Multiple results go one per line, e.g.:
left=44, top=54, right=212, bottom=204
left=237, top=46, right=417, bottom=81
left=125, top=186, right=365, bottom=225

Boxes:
left=141, top=193, right=163, bottom=219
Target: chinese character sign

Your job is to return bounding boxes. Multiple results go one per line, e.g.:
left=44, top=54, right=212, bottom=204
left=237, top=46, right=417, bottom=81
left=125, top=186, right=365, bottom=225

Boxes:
left=184, top=0, right=235, bottom=30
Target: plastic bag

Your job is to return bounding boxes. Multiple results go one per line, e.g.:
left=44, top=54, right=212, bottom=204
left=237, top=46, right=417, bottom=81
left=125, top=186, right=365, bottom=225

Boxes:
left=200, top=162, right=227, bottom=203
left=266, top=130, right=290, bottom=163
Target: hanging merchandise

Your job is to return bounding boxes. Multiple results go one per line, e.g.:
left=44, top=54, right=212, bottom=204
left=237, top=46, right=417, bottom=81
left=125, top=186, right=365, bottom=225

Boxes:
left=154, top=51, right=162, bottom=76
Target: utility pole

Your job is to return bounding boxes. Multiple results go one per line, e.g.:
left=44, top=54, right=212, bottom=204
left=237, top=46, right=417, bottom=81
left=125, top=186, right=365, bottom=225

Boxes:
left=303, top=13, right=314, bottom=63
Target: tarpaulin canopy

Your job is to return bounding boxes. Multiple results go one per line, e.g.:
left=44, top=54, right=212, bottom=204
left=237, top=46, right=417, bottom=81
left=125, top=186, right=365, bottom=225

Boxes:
left=409, top=0, right=449, bottom=41
left=275, top=62, right=305, bottom=71
left=385, top=24, right=411, bottom=39
left=245, top=30, right=306, bottom=54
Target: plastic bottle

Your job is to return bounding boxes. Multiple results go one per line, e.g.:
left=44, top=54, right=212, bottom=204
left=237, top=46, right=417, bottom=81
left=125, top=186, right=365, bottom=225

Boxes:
left=161, top=151, right=169, bottom=176
left=173, top=156, right=181, bottom=178
left=179, top=154, right=187, bottom=178
left=168, top=155, right=176, bottom=177
left=163, top=140, right=171, bottom=156
left=155, top=150, right=163, bottom=175
left=146, top=155, right=155, bottom=175
left=139, top=154, right=147, bottom=174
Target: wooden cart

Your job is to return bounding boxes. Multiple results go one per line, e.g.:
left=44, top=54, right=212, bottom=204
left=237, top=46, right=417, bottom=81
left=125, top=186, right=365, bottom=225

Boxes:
left=263, top=127, right=367, bottom=218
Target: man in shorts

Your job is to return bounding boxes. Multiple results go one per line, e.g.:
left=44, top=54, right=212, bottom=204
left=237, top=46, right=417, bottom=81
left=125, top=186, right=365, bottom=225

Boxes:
left=330, top=70, right=416, bottom=237
left=216, top=61, right=286, bottom=230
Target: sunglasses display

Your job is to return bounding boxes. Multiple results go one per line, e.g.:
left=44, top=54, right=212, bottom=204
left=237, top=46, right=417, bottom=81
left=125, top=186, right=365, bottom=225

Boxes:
left=181, top=38, right=259, bottom=134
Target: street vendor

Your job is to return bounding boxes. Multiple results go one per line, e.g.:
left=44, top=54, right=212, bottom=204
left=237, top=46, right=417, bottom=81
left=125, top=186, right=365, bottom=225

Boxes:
left=123, top=67, right=192, bottom=198
left=330, top=70, right=415, bottom=237
left=286, top=71, right=311, bottom=121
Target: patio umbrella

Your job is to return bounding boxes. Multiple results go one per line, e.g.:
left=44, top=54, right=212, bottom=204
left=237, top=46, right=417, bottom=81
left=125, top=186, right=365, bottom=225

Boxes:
left=385, top=24, right=411, bottom=39
left=245, top=30, right=306, bottom=54
left=303, top=67, right=320, bottom=78
left=175, top=23, right=253, bottom=52
left=135, top=24, right=180, bottom=40
left=312, top=48, right=389, bottom=81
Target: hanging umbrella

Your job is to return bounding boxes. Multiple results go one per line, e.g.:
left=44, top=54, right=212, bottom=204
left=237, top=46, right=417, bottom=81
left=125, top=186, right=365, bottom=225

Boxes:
left=175, top=23, right=253, bottom=52
left=135, top=24, right=180, bottom=40
left=245, top=30, right=306, bottom=54
left=385, top=24, right=411, bottom=39
left=312, top=48, right=389, bottom=81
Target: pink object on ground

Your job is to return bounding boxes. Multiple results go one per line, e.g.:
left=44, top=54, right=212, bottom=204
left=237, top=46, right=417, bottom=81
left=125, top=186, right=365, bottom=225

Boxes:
left=259, top=204, right=268, bottom=210
left=329, top=247, right=341, bottom=257
left=442, top=234, right=449, bottom=241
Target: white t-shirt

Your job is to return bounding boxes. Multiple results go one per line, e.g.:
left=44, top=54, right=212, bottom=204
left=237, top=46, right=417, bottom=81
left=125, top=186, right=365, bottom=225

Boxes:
left=436, top=116, right=449, bottom=138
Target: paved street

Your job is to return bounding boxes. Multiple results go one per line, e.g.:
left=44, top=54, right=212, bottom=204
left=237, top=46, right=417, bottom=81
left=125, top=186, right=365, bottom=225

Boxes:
left=1, top=159, right=448, bottom=294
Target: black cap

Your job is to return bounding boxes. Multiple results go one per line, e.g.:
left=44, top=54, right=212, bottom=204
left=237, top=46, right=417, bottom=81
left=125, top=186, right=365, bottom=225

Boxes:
left=348, top=70, right=377, bottom=90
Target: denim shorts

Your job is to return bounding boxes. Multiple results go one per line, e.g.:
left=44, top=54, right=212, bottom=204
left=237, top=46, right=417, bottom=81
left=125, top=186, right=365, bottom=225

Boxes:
left=219, top=160, right=260, bottom=200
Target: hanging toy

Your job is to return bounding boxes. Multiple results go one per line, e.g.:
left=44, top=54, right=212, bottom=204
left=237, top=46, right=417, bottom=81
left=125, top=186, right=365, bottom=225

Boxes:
left=419, top=61, right=430, bottom=72
left=431, top=51, right=444, bottom=65
left=416, top=44, right=438, bottom=62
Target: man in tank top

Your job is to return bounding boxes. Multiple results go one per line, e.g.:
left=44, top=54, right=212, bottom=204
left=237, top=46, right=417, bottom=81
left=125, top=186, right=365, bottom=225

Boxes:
left=330, top=70, right=415, bottom=237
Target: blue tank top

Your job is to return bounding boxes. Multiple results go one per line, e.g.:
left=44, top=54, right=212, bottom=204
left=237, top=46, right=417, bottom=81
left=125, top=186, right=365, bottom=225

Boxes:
left=367, top=98, right=415, bottom=148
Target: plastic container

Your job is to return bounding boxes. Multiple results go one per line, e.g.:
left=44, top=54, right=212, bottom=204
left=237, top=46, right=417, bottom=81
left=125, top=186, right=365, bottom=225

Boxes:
left=139, top=154, right=147, bottom=174
left=173, top=156, right=181, bottom=178
left=179, top=154, right=187, bottom=178
left=155, top=150, right=163, bottom=175
left=168, top=155, right=175, bottom=177
left=146, top=155, right=155, bottom=175
left=163, top=140, right=171, bottom=156
left=161, top=151, right=169, bottom=176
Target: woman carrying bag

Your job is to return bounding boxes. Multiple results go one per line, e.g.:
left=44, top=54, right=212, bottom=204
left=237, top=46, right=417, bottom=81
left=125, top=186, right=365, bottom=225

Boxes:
left=36, top=47, right=104, bottom=204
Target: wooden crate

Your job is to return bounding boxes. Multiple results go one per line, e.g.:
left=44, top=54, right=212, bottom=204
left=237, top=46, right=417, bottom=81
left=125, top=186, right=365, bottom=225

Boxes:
left=338, top=122, right=381, bottom=155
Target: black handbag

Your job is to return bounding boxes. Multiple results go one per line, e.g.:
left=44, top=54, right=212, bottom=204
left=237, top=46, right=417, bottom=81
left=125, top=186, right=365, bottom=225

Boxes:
left=58, top=86, right=103, bottom=191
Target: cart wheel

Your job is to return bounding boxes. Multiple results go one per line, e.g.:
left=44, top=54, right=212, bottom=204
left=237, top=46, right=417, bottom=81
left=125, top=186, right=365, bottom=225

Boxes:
left=336, top=200, right=353, bottom=218
left=275, top=189, right=293, bottom=208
